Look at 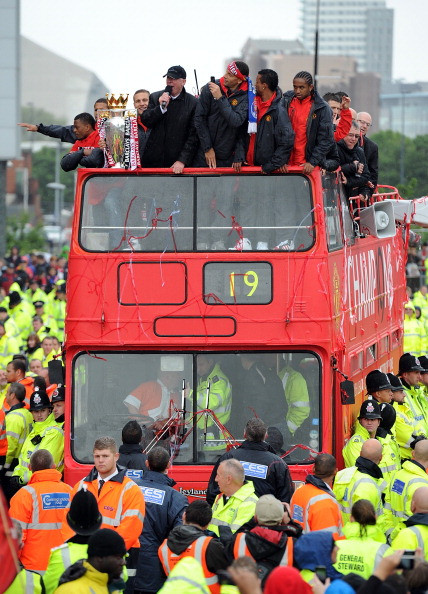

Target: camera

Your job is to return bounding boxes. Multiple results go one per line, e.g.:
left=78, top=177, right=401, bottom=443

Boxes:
left=315, top=565, right=327, bottom=584
left=210, top=76, right=216, bottom=83
left=398, top=551, right=416, bottom=570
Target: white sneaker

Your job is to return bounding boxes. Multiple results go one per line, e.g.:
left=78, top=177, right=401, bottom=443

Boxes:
left=274, top=240, right=295, bottom=251
left=229, top=237, right=252, bottom=251
left=257, top=241, right=268, bottom=250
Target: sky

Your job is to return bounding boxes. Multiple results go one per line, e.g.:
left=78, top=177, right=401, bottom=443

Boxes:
left=20, top=0, right=428, bottom=99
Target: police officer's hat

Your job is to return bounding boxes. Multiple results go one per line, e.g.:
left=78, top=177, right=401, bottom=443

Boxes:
left=387, top=373, right=404, bottom=392
left=56, top=282, right=66, bottom=294
left=66, top=488, right=102, bottom=535
left=33, top=300, right=45, bottom=308
left=379, top=402, right=396, bottom=432
left=51, top=384, right=65, bottom=403
left=8, top=291, right=21, bottom=307
left=29, top=388, right=52, bottom=411
left=418, top=356, right=428, bottom=373
left=366, top=370, right=393, bottom=394
left=358, top=399, right=382, bottom=420
left=399, top=353, right=424, bottom=373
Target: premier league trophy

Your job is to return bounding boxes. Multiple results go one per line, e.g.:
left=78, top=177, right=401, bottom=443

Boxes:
left=97, top=93, right=140, bottom=169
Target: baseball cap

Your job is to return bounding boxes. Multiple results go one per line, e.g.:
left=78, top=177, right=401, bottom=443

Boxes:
left=163, top=65, right=186, bottom=79
left=255, top=494, right=284, bottom=526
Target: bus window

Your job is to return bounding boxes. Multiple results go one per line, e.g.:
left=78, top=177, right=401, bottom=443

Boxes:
left=196, top=175, right=314, bottom=251
left=322, top=173, right=343, bottom=251
left=71, top=351, right=321, bottom=465
left=80, top=175, right=194, bottom=252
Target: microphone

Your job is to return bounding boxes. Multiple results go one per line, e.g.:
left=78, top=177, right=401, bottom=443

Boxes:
left=161, top=85, right=173, bottom=109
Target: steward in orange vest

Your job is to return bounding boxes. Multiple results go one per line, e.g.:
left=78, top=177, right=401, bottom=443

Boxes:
left=290, top=453, right=343, bottom=538
left=158, top=500, right=228, bottom=594
left=62, top=436, right=145, bottom=591
left=8, top=449, right=72, bottom=572
left=230, top=494, right=301, bottom=587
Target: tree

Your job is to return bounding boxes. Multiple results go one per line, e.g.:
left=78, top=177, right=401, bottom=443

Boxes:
left=6, top=213, right=46, bottom=253
left=372, top=131, right=428, bottom=199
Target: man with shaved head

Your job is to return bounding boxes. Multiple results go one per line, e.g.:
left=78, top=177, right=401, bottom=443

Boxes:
left=334, top=439, right=389, bottom=531
left=357, top=111, right=378, bottom=195
left=391, top=486, right=428, bottom=558
left=385, top=439, right=428, bottom=538
left=209, top=459, right=258, bottom=536
left=290, top=453, right=342, bottom=536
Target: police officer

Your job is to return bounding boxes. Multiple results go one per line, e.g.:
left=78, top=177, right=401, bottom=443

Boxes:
left=376, top=402, right=401, bottom=485
left=134, top=446, right=188, bottom=594
left=384, top=439, right=428, bottom=539
left=10, top=388, right=64, bottom=492
left=417, top=355, right=428, bottom=425
left=9, top=449, right=72, bottom=573
left=342, top=400, right=382, bottom=467
left=391, top=486, right=428, bottom=558
left=389, top=371, right=426, bottom=460
left=366, top=370, right=393, bottom=404
left=278, top=361, right=310, bottom=438
left=51, top=384, right=65, bottom=425
left=334, top=439, right=389, bottom=533
left=159, top=500, right=229, bottom=594
left=43, top=488, right=103, bottom=594
left=194, top=355, right=232, bottom=461
left=398, top=353, right=427, bottom=435
left=206, top=418, right=294, bottom=505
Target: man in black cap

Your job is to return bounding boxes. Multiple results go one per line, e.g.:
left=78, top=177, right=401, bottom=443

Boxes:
left=398, top=353, right=427, bottom=435
left=141, top=65, right=197, bottom=172
left=44, top=488, right=102, bottom=594
left=366, top=369, right=393, bottom=404
left=56, top=528, right=127, bottom=593
left=342, top=399, right=382, bottom=467
left=389, top=371, right=426, bottom=460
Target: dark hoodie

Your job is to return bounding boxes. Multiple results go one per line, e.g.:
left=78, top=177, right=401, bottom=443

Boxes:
left=336, top=140, right=370, bottom=198
left=166, top=524, right=229, bottom=573
left=405, top=512, right=428, bottom=528
left=355, top=456, right=383, bottom=480
left=117, top=443, right=147, bottom=470
left=293, top=531, right=343, bottom=580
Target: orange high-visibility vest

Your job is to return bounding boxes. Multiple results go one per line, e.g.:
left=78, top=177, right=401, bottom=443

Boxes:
left=158, top=535, right=219, bottom=594
left=290, top=482, right=343, bottom=537
left=9, top=468, right=72, bottom=572
left=233, top=532, right=294, bottom=567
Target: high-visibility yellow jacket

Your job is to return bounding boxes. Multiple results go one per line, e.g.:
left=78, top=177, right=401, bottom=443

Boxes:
left=209, top=481, right=258, bottom=536
left=392, top=401, right=426, bottom=460
left=342, top=421, right=370, bottom=468
left=195, top=364, right=232, bottom=452
left=4, top=568, right=44, bottom=593
left=403, top=315, right=424, bottom=356
left=384, top=460, right=428, bottom=537
left=44, top=542, right=88, bottom=594
left=55, top=560, right=122, bottom=594
left=0, top=334, right=20, bottom=369
left=12, top=413, right=64, bottom=485
left=376, top=431, right=401, bottom=485
left=401, top=383, right=427, bottom=434
left=279, top=365, right=310, bottom=435
left=334, top=537, right=391, bottom=579
left=333, top=465, right=389, bottom=532
left=391, top=519, right=428, bottom=561
left=3, top=403, right=33, bottom=472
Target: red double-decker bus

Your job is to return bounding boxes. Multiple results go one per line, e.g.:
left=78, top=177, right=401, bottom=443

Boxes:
left=64, top=167, right=407, bottom=494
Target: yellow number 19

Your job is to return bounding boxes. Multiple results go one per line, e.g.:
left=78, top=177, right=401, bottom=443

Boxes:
left=229, top=271, right=259, bottom=297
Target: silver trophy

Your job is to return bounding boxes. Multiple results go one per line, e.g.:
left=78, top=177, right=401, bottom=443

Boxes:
left=102, top=93, right=135, bottom=168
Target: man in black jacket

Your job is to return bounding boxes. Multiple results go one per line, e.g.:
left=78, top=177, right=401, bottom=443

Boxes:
left=206, top=418, right=294, bottom=505
left=336, top=121, right=370, bottom=200
left=18, top=97, right=108, bottom=144
left=245, top=69, right=294, bottom=174
left=60, top=113, right=104, bottom=172
left=134, top=446, right=188, bottom=594
left=282, top=71, right=334, bottom=173
left=193, top=61, right=249, bottom=169
left=357, top=111, right=378, bottom=196
left=118, top=420, right=147, bottom=470
left=141, top=65, right=197, bottom=172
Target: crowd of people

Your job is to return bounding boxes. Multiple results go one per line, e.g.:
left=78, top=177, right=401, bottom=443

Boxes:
left=2, top=359, right=428, bottom=593
left=19, top=63, right=378, bottom=207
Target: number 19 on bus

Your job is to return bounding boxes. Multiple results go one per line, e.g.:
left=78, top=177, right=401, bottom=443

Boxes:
left=229, top=270, right=259, bottom=297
